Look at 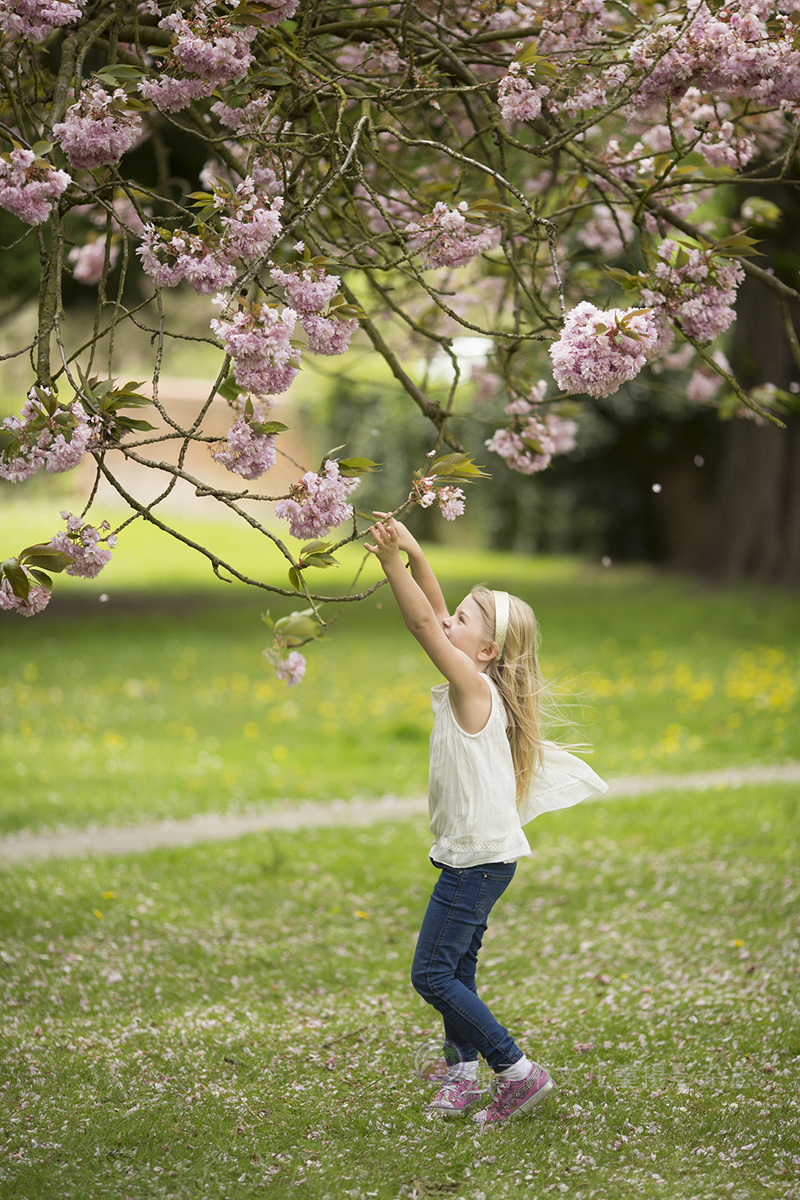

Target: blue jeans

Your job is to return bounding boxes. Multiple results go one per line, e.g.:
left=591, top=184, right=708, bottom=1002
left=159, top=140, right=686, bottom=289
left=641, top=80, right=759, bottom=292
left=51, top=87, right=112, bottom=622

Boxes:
left=411, top=859, right=522, bottom=1074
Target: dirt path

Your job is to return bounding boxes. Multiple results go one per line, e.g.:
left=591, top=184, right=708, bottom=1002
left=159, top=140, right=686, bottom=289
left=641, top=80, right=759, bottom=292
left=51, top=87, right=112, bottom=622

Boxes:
left=2, top=761, right=799, bottom=864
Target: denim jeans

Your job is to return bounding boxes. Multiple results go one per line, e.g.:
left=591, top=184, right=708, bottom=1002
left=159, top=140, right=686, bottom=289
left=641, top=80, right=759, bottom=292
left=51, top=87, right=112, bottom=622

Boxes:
left=410, top=859, right=522, bottom=1074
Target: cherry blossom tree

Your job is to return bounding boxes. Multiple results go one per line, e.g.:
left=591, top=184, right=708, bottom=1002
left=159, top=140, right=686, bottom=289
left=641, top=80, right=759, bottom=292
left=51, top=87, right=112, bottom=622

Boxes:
left=2, top=0, right=800, bottom=672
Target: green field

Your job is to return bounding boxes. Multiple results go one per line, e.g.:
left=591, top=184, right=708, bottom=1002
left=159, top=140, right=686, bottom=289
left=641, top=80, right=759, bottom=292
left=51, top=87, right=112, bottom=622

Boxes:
left=0, top=784, right=797, bottom=1199
left=1, top=505, right=799, bottom=834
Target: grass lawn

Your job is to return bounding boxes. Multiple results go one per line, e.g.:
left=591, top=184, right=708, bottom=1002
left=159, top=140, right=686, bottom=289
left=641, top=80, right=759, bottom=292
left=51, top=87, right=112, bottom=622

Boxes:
left=0, top=783, right=798, bottom=1199
left=1, top=512, right=799, bottom=835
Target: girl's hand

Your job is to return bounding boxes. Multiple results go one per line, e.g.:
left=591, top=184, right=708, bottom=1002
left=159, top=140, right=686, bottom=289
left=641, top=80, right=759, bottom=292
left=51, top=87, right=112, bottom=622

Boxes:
left=372, top=512, right=417, bottom=554
left=365, top=517, right=402, bottom=564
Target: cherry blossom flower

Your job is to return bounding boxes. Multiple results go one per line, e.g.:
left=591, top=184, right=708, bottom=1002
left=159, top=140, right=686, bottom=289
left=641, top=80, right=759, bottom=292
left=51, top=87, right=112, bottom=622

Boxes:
left=211, top=94, right=274, bottom=134
left=270, top=265, right=341, bottom=314
left=404, top=202, right=498, bottom=269
left=53, top=83, right=146, bottom=171
left=549, top=302, right=658, bottom=398
left=137, top=224, right=237, bottom=293
left=438, top=486, right=466, bottom=521
left=0, top=0, right=85, bottom=42
left=0, top=148, right=71, bottom=226
left=629, top=0, right=800, bottom=111
left=497, top=62, right=550, bottom=123
left=275, top=650, right=306, bottom=687
left=69, top=237, right=119, bottom=285
left=138, top=75, right=214, bottom=113
left=0, top=574, right=51, bottom=617
left=577, top=204, right=635, bottom=258
left=221, top=181, right=283, bottom=262
left=301, top=314, right=357, bottom=356
left=0, top=393, right=96, bottom=481
left=275, top=460, right=359, bottom=540
left=211, top=407, right=277, bottom=480
left=211, top=301, right=300, bottom=396
left=686, top=349, right=732, bottom=405
left=639, top=240, right=744, bottom=347
left=49, top=513, right=116, bottom=579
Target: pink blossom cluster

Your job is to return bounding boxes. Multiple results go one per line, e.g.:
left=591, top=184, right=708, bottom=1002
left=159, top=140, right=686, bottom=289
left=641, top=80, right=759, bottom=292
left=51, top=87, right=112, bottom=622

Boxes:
left=53, top=84, right=145, bottom=171
left=70, top=196, right=149, bottom=286
left=221, top=183, right=283, bottom=261
left=405, top=202, right=498, bottom=270
left=686, top=349, right=732, bottom=405
left=275, top=459, right=359, bottom=539
left=518, top=0, right=621, bottom=59
left=138, top=75, right=213, bottom=113
left=49, top=512, right=116, bottom=579
left=69, top=236, right=118, bottom=285
left=415, top=478, right=467, bottom=520
left=139, top=0, right=268, bottom=113
left=629, top=1, right=800, bottom=111
left=137, top=225, right=237, bottom=293
left=497, top=62, right=549, bottom=123
left=0, top=148, right=71, bottom=226
left=138, top=178, right=282, bottom=293
left=211, top=302, right=300, bottom=395
left=0, top=393, right=96, bottom=482
left=269, top=265, right=357, bottom=356
left=0, top=572, right=51, bottom=617
left=486, top=383, right=578, bottom=474
left=0, top=0, right=85, bottom=42
left=270, top=265, right=340, bottom=314
left=274, top=649, right=306, bottom=687
left=332, top=37, right=406, bottom=78
left=211, top=94, right=274, bottom=135
left=577, top=204, right=635, bottom=259
left=549, top=302, right=658, bottom=399
left=638, top=87, right=760, bottom=170
left=302, top=313, right=357, bottom=356
left=641, top=240, right=744, bottom=345
left=211, top=405, right=277, bottom=480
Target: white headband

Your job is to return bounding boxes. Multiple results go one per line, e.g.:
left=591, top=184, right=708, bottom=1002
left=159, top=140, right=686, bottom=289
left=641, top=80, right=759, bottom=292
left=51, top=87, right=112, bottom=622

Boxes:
left=493, top=590, right=509, bottom=659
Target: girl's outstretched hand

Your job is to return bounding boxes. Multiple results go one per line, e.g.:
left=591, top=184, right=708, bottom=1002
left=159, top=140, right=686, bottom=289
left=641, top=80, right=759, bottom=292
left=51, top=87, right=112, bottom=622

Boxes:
left=371, top=512, right=417, bottom=555
left=365, top=517, right=401, bottom=564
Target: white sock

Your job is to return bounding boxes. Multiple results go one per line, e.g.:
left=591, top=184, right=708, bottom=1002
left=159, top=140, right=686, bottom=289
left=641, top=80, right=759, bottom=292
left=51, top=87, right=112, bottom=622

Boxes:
left=496, top=1054, right=532, bottom=1082
left=446, top=1060, right=479, bottom=1082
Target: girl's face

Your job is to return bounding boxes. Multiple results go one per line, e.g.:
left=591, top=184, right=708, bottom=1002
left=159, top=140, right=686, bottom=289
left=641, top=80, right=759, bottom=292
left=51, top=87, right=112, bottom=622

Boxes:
left=442, top=595, right=495, bottom=665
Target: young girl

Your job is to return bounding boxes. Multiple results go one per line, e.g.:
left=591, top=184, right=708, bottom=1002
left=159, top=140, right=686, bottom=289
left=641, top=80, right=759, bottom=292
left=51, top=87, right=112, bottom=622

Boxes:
left=365, top=515, right=607, bottom=1126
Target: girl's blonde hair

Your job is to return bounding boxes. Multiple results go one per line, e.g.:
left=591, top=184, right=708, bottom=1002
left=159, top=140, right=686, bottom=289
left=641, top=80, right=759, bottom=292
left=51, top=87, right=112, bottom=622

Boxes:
left=471, top=586, right=543, bottom=804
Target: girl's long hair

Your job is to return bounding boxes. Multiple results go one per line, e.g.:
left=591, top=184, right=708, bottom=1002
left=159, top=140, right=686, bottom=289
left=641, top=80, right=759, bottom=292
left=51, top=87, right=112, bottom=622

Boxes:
left=471, top=586, right=544, bottom=805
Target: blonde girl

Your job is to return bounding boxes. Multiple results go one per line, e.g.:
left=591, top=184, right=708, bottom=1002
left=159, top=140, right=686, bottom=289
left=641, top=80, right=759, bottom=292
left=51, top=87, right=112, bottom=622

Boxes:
left=365, top=515, right=606, bottom=1125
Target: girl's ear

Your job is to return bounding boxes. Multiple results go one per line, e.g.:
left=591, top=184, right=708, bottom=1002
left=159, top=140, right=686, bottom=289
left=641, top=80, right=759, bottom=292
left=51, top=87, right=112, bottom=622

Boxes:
left=478, top=641, right=500, bottom=663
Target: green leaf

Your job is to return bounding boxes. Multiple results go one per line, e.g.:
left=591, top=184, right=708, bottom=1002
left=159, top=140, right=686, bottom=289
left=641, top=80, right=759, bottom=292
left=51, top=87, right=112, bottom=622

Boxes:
left=427, top=453, right=489, bottom=482
left=19, top=544, right=72, bottom=570
left=30, top=140, right=54, bottom=157
left=217, top=375, right=245, bottom=403
left=274, top=609, right=325, bottom=643
left=602, top=267, right=640, bottom=291
left=2, top=558, right=29, bottom=600
left=250, top=421, right=289, bottom=436
left=299, top=540, right=333, bottom=556
left=288, top=566, right=301, bottom=591
left=29, top=569, right=53, bottom=588
left=337, top=456, right=381, bottom=476
left=117, top=418, right=158, bottom=432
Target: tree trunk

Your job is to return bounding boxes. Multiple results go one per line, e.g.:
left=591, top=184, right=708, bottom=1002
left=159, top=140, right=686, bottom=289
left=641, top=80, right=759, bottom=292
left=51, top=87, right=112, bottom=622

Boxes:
left=693, top=210, right=800, bottom=586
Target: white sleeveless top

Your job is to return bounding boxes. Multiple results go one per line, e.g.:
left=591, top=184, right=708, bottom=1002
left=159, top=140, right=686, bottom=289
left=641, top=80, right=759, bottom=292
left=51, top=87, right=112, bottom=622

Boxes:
left=428, top=676, right=608, bottom=869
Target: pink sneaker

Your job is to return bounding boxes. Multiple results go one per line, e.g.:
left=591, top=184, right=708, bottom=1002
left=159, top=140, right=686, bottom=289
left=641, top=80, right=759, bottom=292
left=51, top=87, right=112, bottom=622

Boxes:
left=472, top=1063, right=554, bottom=1125
left=426, top=1078, right=484, bottom=1117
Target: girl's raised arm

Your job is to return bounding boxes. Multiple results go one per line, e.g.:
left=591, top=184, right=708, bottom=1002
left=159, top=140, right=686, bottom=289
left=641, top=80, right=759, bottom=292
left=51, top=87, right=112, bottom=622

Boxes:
left=371, top=512, right=448, bottom=620
left=366, top=518, right=495, bottom=733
